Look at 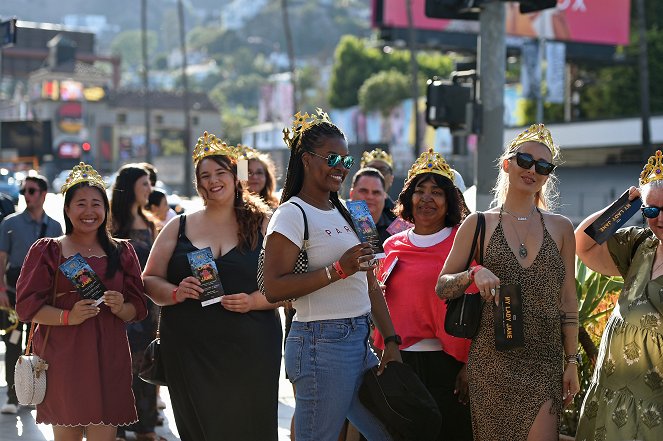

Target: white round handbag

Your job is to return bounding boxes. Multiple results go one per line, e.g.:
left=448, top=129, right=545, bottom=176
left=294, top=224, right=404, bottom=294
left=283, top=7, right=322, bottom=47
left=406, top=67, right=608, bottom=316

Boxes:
left=15, top=353, right=48, bottom=405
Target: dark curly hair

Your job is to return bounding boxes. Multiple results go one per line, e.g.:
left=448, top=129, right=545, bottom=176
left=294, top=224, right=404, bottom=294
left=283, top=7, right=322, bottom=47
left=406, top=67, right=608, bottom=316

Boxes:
left=395, top=173, right=470, bottom=226
left=195, top=155, right=270, bottom=252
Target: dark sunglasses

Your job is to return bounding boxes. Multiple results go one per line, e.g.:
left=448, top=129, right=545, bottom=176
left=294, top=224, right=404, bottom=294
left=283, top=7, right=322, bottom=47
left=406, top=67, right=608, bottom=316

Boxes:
left=642, top=206, right=663, bottom=219
left=19, top=187, right=40, bottom=196
left=308, top=151, right=355, bottom=169
left=509, top=152, right=556, bottom=176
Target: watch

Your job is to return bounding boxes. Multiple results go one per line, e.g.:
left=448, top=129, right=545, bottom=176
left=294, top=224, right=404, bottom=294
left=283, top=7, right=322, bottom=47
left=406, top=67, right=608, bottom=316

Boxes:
left=384, top=334, right=402, bottom=346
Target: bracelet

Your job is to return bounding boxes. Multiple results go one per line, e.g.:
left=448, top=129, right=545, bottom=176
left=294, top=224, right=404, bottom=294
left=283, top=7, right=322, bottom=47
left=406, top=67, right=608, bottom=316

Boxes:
left=324, top=265, right=332, bottom=283
left=332, top=261, right=348, bottom=279
left=62, top=310, right=70, bottom=326
left=565, top=353, right=581, bottom=365
left=172, top=287, right=180, bottom=304
left=59, top=309, right=64, bottom=325
left=468, top=265, right=484, bottom=281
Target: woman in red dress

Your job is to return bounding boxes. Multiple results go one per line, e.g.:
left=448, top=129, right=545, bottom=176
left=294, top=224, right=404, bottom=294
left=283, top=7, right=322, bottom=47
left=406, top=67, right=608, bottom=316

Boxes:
left=16, top=162, right=148, bottom=441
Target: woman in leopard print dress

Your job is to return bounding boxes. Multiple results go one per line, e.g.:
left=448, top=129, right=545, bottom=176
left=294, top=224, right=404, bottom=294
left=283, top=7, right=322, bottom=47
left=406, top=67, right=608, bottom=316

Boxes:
left=436, top=124, right=580, bottom=441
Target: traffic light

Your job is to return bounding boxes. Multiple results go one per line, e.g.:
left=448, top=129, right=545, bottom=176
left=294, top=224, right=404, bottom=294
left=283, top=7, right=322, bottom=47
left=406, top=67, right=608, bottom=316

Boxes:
left=425, top=78, right=473, bottom=132
left=82, top=142, right=91, bottom=152
left=0, top=18, right=17, bottom=48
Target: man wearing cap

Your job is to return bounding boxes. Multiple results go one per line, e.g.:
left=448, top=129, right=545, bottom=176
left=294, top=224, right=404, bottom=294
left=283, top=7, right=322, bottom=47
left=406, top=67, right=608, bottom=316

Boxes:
left=0, top=175, right=62, bottom=414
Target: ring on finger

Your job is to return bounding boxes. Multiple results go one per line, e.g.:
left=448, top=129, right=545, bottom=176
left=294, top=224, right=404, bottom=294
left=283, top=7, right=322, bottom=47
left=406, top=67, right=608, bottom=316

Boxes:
left=490, top=287, right=496, bottom=296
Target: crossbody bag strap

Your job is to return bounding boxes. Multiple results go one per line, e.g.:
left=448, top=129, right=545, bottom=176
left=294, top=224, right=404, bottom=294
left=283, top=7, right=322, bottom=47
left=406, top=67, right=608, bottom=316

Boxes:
left=24, top=240, right=60, bottom=356
left=289, top=202, right=309, bottom=245
left=464, top=212, right=485, bottom=269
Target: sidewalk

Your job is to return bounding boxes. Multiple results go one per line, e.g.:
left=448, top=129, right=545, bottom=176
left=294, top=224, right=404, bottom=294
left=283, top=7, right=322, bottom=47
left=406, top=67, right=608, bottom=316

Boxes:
left=0, top=312, right=295, bottom=440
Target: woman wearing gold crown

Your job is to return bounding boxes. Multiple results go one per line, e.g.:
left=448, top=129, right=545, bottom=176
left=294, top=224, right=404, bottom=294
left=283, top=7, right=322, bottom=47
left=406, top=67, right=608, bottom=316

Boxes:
left=15, top=162, right=149, bottom=440
left=436, top=124, right=579, bottom=441
left=262, top=110, right=400, bottom=441
left=372, top=148, right=473, bottom=441
left=142, top=132, right=282, bottom=440
left=574, top=151, right=663, bottom=441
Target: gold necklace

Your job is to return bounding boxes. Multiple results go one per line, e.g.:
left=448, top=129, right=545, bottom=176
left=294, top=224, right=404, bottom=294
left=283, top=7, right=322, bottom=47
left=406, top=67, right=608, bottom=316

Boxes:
left=502, top=205, right=537, bottom=221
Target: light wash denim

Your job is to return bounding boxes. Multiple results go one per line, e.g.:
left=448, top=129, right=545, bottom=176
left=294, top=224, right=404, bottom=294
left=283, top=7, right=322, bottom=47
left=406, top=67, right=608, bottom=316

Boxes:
left=285, top=314, right=392, bottom=441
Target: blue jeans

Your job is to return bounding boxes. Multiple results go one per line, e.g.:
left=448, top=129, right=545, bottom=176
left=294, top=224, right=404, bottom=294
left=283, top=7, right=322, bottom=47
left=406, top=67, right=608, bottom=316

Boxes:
left=285, top=314, right=392, bottom=441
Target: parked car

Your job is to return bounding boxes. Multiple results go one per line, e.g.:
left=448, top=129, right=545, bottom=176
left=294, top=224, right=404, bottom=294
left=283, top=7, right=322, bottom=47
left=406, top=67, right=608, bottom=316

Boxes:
left=0, top=169, right=21, bottom=205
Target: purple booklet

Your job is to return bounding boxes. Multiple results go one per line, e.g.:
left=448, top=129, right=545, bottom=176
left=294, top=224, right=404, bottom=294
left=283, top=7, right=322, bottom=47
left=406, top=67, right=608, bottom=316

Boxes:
left=59, top=253, right=106, bottom=306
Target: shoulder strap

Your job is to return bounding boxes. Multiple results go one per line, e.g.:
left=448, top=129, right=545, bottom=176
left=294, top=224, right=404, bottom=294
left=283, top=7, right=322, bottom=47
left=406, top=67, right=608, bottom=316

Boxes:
left=289, top=202, right=309, bottom=241
left=631, top=229, right=654, bottom=260
left=464, top=212, right=485, bottom=269
left=177, top=215, right=186, bottom=240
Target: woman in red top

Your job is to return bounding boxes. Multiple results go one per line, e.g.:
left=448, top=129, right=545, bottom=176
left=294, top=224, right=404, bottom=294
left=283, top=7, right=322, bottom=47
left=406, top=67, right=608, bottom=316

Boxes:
left=374, top=149, right=472, bottom=441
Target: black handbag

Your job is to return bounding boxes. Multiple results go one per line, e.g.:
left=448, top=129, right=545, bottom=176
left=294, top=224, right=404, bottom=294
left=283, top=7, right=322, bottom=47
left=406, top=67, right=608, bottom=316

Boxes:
left=139, top=309, right=167, bottom=386
left=444, top=212, right=485, bottom=339
left=257, top=201, right=309, bottom=297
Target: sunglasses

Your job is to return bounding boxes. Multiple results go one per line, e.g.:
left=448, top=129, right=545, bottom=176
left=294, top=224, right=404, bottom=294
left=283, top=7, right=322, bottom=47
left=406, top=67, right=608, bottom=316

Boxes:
left=509, top=152, right=556, bottom=176
left=307, top=151, right=355, bottom=169
left=19, top=187, right=41, bottom=196
left=642, top=206, right=663, bottom=219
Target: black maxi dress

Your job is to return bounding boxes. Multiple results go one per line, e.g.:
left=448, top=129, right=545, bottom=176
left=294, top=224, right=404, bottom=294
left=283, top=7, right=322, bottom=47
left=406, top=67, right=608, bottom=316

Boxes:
left=161, top=216, right=282, bottom=441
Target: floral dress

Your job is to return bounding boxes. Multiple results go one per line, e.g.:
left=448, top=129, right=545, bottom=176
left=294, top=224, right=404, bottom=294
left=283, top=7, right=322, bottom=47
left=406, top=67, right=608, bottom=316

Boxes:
left=576, top=227, right=663, bottom=441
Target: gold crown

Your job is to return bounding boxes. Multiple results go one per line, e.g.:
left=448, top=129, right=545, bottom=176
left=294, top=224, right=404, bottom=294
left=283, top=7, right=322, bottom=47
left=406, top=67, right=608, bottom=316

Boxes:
left=507, top=123, right=558, bottom=156
left=640, top=150, right=663, bottom=185
left=236, top=144, right=260, bottom=160
left=192, top=131, right=240, bottom=166
left=282, top=108, right=332, bottom=149
left=407, top=148, right=455, bottom=183
left=61, top=162, right=106, bottom=194
left=361, top=148, right=394, bottom=168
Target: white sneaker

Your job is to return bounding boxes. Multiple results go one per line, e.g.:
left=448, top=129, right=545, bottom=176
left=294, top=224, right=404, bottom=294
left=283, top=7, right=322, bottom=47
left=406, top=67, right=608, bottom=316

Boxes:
left=157, top=397, right=166, bottom=409
left=0, top=402, right=18, bottom=414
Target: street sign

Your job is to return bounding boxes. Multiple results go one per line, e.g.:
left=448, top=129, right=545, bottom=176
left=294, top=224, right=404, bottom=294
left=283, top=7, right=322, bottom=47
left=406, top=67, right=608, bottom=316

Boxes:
left=1, top=18, right=17, bottom=48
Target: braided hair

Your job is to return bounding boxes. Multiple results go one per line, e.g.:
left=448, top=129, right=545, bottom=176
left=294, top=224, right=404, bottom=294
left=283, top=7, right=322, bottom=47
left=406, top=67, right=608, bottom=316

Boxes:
left=280, top=122, right=356, bottom=231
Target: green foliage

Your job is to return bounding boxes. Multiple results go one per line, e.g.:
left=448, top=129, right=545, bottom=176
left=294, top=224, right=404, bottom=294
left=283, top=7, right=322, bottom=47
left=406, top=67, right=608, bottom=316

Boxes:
left=519, top=99, right=565, bottom=124
left=575, top=258, right=622, bottom=326
left=358, top=70, right=410, bottom=115
left=220, top=106, right=257, bottom=146
left=110, top=30, right=157, bottom=69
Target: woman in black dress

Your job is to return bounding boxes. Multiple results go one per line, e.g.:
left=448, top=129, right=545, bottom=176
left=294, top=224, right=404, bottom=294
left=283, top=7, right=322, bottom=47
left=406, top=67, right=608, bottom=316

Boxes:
left=142, top=132, right=282, bottom=441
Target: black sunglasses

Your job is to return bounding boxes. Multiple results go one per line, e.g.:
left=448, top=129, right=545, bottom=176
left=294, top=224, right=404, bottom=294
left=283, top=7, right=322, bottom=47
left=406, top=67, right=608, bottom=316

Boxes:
left=19, top=187, right=40, bottom=196
left=642, top=206, right=663, bottom=219
left=509, top=152, right=556, bottom=176
left=307, top=151, right=355, bottom=169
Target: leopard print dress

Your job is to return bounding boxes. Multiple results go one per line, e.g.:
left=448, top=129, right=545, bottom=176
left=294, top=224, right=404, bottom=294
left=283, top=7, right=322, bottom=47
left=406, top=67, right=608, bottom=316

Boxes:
left=467, top=210, right=565, bottom=440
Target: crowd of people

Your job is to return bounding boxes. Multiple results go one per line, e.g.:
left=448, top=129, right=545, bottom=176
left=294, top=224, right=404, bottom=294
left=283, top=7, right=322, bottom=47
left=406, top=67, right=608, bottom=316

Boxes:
left=0, top=110, right=659, bottom=441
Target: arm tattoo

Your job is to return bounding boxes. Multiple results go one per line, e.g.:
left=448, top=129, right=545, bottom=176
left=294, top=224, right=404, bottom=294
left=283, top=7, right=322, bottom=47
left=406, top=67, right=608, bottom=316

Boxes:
left=436, top=270, right=472, bottom=300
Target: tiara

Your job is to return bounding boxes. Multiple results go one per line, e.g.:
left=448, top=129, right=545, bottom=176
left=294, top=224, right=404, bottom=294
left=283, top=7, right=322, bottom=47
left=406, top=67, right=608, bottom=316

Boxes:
left=507, top=123, right=558, bottom=156
left=237, top=144, right=260, bottom=160
left=640, top=150, right=663, bottom=186
left=361, top=148, right=394, bottom=168
left=192, top=131, right=240, bottom=166
left=282, top=108, right=332, bottom=149
left=61, top=162, right=106, bottom=194
left=407, top=148, right=455, bottom=183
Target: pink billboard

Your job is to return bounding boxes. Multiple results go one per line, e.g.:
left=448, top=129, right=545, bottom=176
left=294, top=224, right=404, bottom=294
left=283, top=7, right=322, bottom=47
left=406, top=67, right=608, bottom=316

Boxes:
left=376, top=0, right=631, bottom=46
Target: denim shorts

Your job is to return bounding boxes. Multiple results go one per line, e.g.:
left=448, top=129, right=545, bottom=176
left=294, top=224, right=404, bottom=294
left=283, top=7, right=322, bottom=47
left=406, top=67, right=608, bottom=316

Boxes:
left=285, top=314, right=392, bottom=441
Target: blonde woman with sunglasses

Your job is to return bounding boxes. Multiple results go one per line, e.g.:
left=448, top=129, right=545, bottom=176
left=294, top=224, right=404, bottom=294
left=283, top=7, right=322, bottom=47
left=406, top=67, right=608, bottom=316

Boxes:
left=436, top=124, right=579, bottom=441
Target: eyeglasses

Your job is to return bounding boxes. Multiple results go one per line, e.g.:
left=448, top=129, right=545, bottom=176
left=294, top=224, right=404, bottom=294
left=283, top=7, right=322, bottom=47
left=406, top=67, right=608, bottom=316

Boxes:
left=307, top=151, right=355, bottom=169
left=509, top=152, right=556, bottom=176
left=19, top=187, right=41, bottom=196
left=248, top=170, right=265, bottom=177
left=642, top=206, right=663, bottom=219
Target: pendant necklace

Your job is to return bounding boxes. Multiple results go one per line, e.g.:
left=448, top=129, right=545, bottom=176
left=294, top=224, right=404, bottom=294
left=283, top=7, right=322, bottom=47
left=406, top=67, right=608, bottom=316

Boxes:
left=502, top=206, right=535, bottom=259
left=502, top=205, right=536, bottom=221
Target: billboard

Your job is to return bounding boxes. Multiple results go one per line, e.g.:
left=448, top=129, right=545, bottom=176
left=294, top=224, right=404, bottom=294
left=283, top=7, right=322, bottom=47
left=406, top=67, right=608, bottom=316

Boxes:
left=375, top=0, right=630, bottom=46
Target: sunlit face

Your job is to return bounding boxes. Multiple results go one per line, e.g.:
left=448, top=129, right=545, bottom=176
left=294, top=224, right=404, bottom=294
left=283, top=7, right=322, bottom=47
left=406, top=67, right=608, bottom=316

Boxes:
left=248, top=159, right=267, bottom=194
left=504, top=141, right=552, bottom=193
left=196, top=157, right=236, bottom=204
left=350, top=175, right=386, bottom=222
left=22, top=180, right=46, bottom=211
left=303, top=137, right=350, bottom=193
left=149, top=196, right=169, bottom=221
left=133, top=175, right=152, bottom=207
left=411, top=177, right=447, bottom=230
left=65, top=186, right=106, bottom=234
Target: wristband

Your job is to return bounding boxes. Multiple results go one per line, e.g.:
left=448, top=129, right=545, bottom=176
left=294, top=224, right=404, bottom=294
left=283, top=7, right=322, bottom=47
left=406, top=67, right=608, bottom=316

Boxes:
left=468, top=265, right=484, bottom=281
left=324, top=265, right=332, bottom=283
left=62, top=309, right=70, bottom=326
left=172, top=287, right=180, bottom=304
left=332, top=261, right=348, bottom=279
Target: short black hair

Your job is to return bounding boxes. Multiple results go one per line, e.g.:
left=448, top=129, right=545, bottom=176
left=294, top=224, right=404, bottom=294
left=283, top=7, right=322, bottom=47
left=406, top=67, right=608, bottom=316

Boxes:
left=395, top=173, right=469, bottom=226
left=351, top=167, right=385, bottom=189
left=24, top=175, right=48, bottom=192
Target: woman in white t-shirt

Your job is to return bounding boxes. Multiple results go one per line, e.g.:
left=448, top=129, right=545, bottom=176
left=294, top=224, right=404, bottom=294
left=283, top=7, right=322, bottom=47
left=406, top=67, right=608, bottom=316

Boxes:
left=263, top=110, right=401, bottom=441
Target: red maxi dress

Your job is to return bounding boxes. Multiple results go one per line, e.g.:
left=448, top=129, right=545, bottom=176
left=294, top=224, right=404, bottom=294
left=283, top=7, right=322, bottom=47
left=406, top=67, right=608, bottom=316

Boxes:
left=16, top=238, right=148, bottom=426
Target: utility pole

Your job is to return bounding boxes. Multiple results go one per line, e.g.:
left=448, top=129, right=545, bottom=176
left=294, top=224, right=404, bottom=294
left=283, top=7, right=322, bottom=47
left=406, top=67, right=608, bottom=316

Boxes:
left=281, top=0, right=298, bottom=112
left=178, top=0, right=193, bottom=197
left=141, top=0, right=152, bottom=164
left=406, top=0, right=421, bottom=155
left=475, top=2, right=506, bottom=211
left=636, top=0, right=651, bottom=159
